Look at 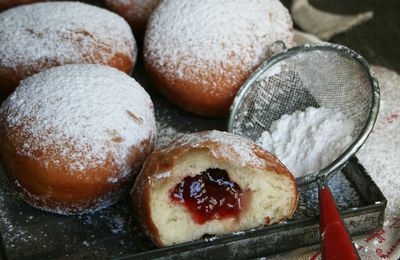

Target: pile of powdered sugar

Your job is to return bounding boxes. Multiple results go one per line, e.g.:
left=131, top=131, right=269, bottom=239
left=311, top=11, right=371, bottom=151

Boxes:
left=145, top=0, right=294, bottom=87
left=0, top=2, right=136, bottom=69
left=0, top=64, right=156, bottom=176
left=257, top=106, right=355, bottom=178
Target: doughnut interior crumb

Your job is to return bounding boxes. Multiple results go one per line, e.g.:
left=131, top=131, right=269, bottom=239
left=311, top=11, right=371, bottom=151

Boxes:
left=150, top=150, right=297, bottom=246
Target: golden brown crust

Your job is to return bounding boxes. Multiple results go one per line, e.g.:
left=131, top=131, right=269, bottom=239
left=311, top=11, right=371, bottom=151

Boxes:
left=144, top=60, right=248, bottom=117
left=0, top=50, right=134, bottom=101
left=131, top=131, right=298, bottom=246
left=0, top=106, right=154, bottom=215
left=105, top=0, right=159, bottom=40
left=0, top=2, right=137, bottom=100
left=131, top=156, right=162, bottom=245
left=142, top=0, right=295, bottom=117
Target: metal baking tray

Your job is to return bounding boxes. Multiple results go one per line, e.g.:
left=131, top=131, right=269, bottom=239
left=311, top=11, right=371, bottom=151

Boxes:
left=0, top=59, right=387, bottom=259
left=0, top=155, right=387, bottom=259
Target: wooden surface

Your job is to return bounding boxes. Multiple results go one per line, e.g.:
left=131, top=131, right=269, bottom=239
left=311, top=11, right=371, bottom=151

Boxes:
left=286, top=0, right=400, bottom=73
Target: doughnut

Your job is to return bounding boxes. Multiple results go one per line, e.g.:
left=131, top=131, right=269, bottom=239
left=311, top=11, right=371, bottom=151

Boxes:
left=131, top=131, right=298, bottom=246
left=0, top=0, right=48, bottom=12
left=0, top=2, right=137, bottom=100
left=104, top=0, right=159, bottom=39
left=144, top=0, right=295, bottom=116
left=0, top=64, right=156, bottom=214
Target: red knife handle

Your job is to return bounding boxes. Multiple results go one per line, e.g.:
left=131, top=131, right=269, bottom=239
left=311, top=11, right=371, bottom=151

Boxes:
left=319, top=187, right=359, bottom=260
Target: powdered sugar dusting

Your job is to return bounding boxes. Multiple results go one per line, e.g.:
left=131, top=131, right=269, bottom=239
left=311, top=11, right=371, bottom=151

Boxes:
left=357, top=66, right=400, bottom=217
left=0, top=194, right=29, bottom=248
left=153, top=103, right=194, bottom=149
left=145, top=0, right=294, bottom=88
left=156, top=126, right=184, bottom=148
left=0, top=2, right=136, bottom=69
left=163, top=130, right=282, bottom=169
left=0, top=64, right=156, bottom=175
left=257, top=107, right=355, bottom=178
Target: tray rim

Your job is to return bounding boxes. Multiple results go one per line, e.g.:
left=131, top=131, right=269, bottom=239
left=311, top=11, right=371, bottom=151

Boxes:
left=0, top=157, right=387, bottom=260
left=115, top=156, right=387, bottom=259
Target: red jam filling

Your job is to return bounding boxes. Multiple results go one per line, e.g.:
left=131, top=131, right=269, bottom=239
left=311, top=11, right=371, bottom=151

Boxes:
left=170, top=168, right=243, bottom=224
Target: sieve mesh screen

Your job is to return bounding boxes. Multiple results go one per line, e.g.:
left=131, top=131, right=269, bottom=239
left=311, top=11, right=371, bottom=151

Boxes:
left=229, top=43, right=379, bottom=184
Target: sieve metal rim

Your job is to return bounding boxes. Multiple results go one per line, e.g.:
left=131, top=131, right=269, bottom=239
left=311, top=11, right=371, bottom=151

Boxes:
left=227, top=42, right=380, bottom=185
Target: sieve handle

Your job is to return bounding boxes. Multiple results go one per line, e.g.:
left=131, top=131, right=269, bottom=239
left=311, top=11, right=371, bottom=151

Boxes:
left=319, top=185, right=360, bottom=260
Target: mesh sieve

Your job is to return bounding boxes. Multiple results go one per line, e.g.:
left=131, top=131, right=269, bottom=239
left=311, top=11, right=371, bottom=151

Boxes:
left=228, top=42, right=380, bottom=185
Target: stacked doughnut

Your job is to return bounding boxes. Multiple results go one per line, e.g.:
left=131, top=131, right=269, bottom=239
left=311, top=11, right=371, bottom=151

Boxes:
left=132, top=131, right=298, bottom=246
left=144, top=0, right=295, bottom=116
left=0, top=2, right=137, bottom=99
left=0, top=0, right=298, bottom=246
left=0, top=64, right=156, bottom=214
left=0, top=2, right=150, bottom=214
left=104, top=0, right=160, bottom=39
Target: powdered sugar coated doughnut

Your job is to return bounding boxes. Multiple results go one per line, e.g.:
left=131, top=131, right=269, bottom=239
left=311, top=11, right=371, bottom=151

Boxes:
left=0, top=64, right=156, bottom=214
left=144, top=0, right=294, bottom=116
left=105, top=0, right=160, bottom=39
left=0, top=0, right=48, bottom=11
left=132, top=131, right=298, bottom=246
left=0, top=2, right=137, bottom=99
